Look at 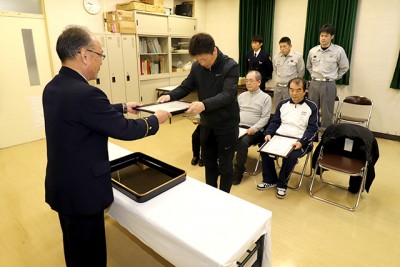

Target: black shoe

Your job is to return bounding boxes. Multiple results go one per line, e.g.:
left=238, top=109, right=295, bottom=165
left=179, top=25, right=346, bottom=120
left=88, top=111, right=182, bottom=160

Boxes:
left=198, top=158, right=204, bottom=167
left=232, top=169, right=243, bottom=185
left=191, top=156, right=200, bottom=165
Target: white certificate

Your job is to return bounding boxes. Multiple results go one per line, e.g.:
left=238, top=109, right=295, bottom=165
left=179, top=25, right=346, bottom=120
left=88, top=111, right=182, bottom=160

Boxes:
left=258, top=135, right=298, bottom=158
left=238, top=127, right=248, bottom=139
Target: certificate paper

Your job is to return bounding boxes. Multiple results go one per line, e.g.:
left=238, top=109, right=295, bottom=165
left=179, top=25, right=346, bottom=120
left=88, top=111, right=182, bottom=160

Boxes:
left=258, top=135, right=298, bottom=158
left=238, top=127, right=248, bottom=139
left=136, top=101, right=190, bottom=115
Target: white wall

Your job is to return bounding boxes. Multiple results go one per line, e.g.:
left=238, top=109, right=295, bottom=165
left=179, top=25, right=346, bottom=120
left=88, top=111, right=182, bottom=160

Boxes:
left=204, top=0, right=400, bottom=136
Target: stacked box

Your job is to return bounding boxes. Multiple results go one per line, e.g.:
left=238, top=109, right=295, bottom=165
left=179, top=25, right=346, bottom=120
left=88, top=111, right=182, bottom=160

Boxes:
left=141, top=0, right=164, bottom=5
left=107, top=21, right=136, bottom=34
left=145, top=4, right=164, bottom=13
left=105, top=10, right=136, bottom=33
left=105, top=10, right=134, bottom=22
left=117, top=1, right=146, bottom=11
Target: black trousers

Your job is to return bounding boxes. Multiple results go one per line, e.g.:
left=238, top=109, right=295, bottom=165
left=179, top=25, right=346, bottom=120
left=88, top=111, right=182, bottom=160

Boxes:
left=58, top=212, right=106, bottom=267
left=191, top=124, right=201, bottom=157
left=200, top=126, right=238, bottom=193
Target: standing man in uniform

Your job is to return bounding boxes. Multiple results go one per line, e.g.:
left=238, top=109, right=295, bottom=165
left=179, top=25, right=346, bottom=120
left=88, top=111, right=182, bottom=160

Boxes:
left=43, top=26, right=171, bottom=266
left=246, top=35, right=273, bottom=92
left=158, top=33, right=239, bottom=193
left=307, top=24, right=349, bottom=130
left=272, top=37, right=305, bottom=109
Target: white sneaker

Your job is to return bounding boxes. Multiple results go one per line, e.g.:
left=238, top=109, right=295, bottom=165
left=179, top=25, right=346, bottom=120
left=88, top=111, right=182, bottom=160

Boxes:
left=276, top=188, right=287, bottom=199
left=257, top=182, right=277, bottom=190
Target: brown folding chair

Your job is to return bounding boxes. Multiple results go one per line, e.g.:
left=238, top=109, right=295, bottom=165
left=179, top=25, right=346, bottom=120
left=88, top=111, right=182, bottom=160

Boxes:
left=335, top=96, right=373, bottom=128
left=309, top=123, right=378, bottom=211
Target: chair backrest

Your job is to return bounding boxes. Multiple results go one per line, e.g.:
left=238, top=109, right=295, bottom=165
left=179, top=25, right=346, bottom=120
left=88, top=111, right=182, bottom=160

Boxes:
left=343, top=95, right=373, bottom=105
left=335, top=96, right=373, bottom=128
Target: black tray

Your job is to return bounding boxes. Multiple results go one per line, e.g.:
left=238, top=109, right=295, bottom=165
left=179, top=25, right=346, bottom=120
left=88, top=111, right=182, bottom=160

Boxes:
left=110, top=152, right=186, bottom=203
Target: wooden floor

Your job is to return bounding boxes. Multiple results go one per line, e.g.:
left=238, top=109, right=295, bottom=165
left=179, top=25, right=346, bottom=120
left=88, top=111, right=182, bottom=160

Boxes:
left=1, top=115, right=400, bottom=266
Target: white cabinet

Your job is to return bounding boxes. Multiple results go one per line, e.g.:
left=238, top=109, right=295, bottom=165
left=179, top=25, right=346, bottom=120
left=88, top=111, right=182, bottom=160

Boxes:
left=92, top=33, right=139, bottom=104
left=138, top=35, right=169, bottom=78
left=170, top=37, right=192, bottom=76
left=168, top=15, right=197, bottom=36
left=93, top=34, right=112, bottom=101
left=135, top=11, right=168, bottom=35
left=95, top=12, right=197, bottom=105
left=105, top=34, right=127, bottom=104
left=121, top=35, right=140, bottom=103
left=140, top=78, right=169, bottom=104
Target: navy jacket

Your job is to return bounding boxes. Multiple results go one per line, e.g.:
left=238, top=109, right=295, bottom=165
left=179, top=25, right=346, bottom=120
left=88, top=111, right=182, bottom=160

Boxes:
left=246, top=50, right=273, bottom=91
left=43, top=67, right=159, bottom=215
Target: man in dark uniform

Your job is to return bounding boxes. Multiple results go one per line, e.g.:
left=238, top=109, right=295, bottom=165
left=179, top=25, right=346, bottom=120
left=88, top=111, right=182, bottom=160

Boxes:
left=43, top=25, right=171, bottom=266
left=246, top=35, right=273, bottom=92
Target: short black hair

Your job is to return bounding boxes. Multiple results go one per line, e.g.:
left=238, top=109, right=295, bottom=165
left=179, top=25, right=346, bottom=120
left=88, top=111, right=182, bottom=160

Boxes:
left=56, top=25, right=94, bottom=63
left=251, top=35, right=264, bottom=44
left=189, top=33, right=215, bottom=56
left=279, top=36, right=291, bottom=45
left=288, top=77, right=307, bottom=92
left=319, top=24, right=335, bottom=36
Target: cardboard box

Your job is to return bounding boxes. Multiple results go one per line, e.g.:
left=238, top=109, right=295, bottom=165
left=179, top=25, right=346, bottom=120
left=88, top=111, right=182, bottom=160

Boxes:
left=145, top=4, right=164, bottom=13
left=107, top=21, right=136, bottom=34
left=117, top=1, right=146, bottom=11
left=105, top=10, right=134, bottom=22
left=141, top=0, right=164, bottom=5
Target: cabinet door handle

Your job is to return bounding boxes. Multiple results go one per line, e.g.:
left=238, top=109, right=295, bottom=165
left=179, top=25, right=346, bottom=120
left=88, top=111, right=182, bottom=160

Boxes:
left=126, top=74, right=130, bottom=81
left=96, top=78, right=101, bottom=84
left=112, top=77, right=116, bottom=83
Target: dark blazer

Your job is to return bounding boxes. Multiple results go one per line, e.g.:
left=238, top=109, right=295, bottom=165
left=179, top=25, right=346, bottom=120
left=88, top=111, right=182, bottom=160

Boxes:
left=43, top=66, right=159, bottom=215
left=246, top=50, right=273, bottom=91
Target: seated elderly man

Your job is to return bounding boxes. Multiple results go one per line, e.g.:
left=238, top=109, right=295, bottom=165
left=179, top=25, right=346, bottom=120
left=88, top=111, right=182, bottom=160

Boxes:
left=257, top=77, right=318, bottom=198
left=233, top=70, right=272, bottom=185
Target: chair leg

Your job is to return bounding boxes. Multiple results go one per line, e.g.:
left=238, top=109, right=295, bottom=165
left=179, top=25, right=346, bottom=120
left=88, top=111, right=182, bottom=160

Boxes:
left=309, top=166, right=367, bottom=211
left=287, top=151, right=312, bottom=191
left=244, top=154, right=261, bottom=176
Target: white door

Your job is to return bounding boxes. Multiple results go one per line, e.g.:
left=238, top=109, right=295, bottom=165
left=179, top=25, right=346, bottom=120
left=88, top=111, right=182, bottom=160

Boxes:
left=0, top=15, right=52, bottom=148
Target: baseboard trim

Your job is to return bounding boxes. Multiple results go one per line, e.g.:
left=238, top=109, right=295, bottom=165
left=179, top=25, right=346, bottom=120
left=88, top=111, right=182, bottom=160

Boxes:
left=372, top=131, right=400, bottom=141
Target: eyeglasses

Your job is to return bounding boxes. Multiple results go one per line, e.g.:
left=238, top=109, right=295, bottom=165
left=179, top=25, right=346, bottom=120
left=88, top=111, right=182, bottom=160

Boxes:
left=87, top=49, right=106, bottom=60
left=245, top=79, right=260, bottom=84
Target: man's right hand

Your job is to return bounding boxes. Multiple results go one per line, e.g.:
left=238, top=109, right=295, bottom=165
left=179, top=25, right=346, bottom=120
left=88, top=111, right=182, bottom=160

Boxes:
left=157, top=95, right=171, bottom=103
left=265, top=135, right=272, bottom=142
left=154, top=110, right=172, bottom=124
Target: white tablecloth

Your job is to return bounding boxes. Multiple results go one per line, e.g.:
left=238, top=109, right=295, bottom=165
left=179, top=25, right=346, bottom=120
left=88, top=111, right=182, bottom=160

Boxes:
left=107, top=142, right=272, bottom=267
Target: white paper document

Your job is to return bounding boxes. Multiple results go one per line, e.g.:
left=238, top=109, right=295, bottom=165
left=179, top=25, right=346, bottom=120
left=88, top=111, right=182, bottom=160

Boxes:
left=238, top=127, right=248, bottom=139
left=258, top=135, right=298, bottom=158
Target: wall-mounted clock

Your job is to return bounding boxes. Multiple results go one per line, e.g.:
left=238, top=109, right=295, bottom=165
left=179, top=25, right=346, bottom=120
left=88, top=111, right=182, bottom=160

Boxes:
left=83, top=0, right=101, bottom=15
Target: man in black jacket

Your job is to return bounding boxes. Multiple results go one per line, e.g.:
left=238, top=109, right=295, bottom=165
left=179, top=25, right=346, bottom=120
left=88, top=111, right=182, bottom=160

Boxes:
left=158, top=33, right=239, bottom=193
left=43, top=25, right=170, bottom=267
left=246, top=35, right=273, bottom=92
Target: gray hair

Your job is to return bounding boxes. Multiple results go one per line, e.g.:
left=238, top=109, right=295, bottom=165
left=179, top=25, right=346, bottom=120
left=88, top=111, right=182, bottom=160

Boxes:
left=56, top=25, right=94, bottom=62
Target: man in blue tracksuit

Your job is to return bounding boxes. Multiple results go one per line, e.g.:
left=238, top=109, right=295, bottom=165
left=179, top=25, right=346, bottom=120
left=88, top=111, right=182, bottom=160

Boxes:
left=257, top=77, right=318, bottom=199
